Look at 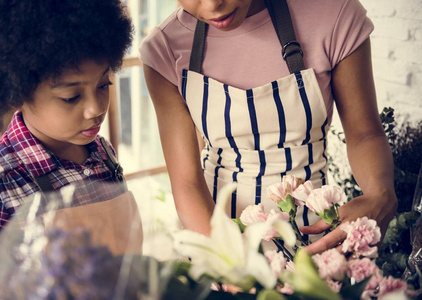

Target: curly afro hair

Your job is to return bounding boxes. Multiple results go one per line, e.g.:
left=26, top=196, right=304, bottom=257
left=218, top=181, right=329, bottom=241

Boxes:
left=0, top=0, right=133, bottom=116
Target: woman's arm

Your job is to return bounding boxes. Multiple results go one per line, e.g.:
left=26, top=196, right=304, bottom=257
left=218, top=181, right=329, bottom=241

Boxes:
left=302, top=38, right=398, bottom=254
left=143, top=65, right=215, bottom=235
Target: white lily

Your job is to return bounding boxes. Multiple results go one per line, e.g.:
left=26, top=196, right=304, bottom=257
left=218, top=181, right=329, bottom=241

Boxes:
left=173, top=183, right=296, bottom=291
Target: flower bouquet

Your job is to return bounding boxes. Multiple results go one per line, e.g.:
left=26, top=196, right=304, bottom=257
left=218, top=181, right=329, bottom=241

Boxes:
left=0, top=178, right=419, bottom=299
left=171, top=176, right=415, bottom=300
left=0, top=183, right=172, bottom=300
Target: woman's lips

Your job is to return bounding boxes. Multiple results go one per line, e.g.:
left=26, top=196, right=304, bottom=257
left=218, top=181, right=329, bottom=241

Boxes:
left=209, top=10, right=236, bottom=29
left=81, top=125, right=101, bottom=137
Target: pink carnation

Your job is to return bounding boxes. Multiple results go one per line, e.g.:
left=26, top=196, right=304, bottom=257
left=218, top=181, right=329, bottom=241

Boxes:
left=312, top=249, right=347, bottom=280
left=267, top=182, right=292, bottom=204
left=279, top=283, right=294, bottom=295
left=239, top=203, right=268, bottom=226
left=347, top=258, right=381, bottom=284
left=291, top=180, right=314, bottom=207
left=265, top=249, right=287, bottom=278
left=341, top=217, right=381, bottom=258
left=325, top=279, right=342, bottom=293
left=377, top=276, right=407, bottom=299
left=305, top=185, right=347, bottom=214
left=262, top=209, right=289, bottom=241
left=239, top=205, right=289, bottom=241
left=266, top=175, right=304, bottom=204
left=282, top=175, right=304, bottom=190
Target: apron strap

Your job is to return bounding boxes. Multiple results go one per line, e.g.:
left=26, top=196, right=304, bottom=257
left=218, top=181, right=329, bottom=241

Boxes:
left=99, top=137, right=125, bottom=183
left=189, top=0, right=305, bottom=74
left=265, top=0, right=305, bottom=73
left=33, top=173, right=55, bottom=192
left=189, top=20, right=209, bottom=73
left=34, top=138, right=128, bottom=195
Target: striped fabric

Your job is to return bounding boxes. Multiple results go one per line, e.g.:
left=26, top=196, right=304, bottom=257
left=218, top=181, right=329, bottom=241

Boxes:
left=0, top=111, right=123, bottom=230
left=182, top=68, right=328, bottom=230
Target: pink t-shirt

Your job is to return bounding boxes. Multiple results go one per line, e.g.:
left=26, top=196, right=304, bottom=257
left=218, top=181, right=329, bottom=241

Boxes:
left=139, top=0, right=374, bottom=124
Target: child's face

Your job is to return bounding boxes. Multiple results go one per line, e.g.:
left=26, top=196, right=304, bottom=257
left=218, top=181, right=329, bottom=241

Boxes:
left=21, top=60, right=111, bottom=154
left=179, top=0, right=266, bottom=31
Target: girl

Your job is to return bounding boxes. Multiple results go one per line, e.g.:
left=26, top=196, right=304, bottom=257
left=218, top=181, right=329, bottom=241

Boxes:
left=140, top=0, right=397, bottom=254
left=0, top=0, right=142, bottom=254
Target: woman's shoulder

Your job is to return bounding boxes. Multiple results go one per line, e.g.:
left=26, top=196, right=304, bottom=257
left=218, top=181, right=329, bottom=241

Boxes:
left=288, top=0, right=369, bottom=28
left=140, top=7, right=195, bottom=51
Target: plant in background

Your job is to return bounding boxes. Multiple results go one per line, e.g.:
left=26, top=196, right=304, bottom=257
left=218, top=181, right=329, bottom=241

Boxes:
left=327, top=107, right=422, bottom=294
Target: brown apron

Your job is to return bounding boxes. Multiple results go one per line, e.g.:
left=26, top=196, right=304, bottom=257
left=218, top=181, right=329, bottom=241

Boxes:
left=34, top=137, right=143, bottom=255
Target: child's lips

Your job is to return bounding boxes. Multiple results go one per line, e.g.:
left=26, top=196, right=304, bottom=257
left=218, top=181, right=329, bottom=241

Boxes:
left=209, top=10, right=236, bottom=29
left=81, top=124, right=101, bottom=137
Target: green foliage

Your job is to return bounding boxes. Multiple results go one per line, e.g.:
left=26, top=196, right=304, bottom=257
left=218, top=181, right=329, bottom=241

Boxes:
left=328, top=107, right=422, bottom=289
left=328, top=107, right=422, bottom=210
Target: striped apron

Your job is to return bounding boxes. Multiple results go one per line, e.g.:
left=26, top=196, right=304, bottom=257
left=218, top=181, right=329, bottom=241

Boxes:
left=182, top=0, right=328, bottom=234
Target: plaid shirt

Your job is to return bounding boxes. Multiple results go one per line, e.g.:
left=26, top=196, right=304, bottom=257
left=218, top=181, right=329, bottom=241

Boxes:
left=0, top=111, right=124, bottom=230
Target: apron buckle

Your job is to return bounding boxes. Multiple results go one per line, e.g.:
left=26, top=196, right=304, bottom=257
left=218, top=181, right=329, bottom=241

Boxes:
left=282, top=40, right=303, bottom=61
left=114, top=163, right=124, bottom=181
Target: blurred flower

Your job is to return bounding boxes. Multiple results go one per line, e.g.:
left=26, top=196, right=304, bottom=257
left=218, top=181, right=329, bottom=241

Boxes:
left=325, top=278, right=343, bottom=293
left=4, top=228, right=125, bottom=299
left=347, top=257, right=381, bottom=284
left=240, top=205, right=290, bottom=241
left=173, top=183, right=295, bottom=291
left=265, top=250, right=287, bottom=278
left=239, top=203, right=268, bottom=225
left=347, top=257, right=381, bottom=286
left=377, top=276, right=408, bottom=299
left=281, top=248, right=342, bottom=300
left=312, top=249, right=347, bottom=281
left=341, top=217, right=381, bottom=258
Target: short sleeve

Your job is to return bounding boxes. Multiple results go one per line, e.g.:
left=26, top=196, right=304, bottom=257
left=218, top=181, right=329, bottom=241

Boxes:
left=139, top=26, right=179, bottom=86
left=329, top=0, right=374, bottom=68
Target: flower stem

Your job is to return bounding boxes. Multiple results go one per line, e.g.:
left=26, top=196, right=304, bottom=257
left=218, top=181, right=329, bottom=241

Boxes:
left=290, top=218, right=309, bottom=247
left=273, top=239, right=294, bottom=261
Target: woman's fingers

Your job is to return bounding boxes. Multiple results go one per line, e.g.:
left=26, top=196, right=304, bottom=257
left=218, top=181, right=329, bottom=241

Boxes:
left=303, top=227, right=346, bottom=255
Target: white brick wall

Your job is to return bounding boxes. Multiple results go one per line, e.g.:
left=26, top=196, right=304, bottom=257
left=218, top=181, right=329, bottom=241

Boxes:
left=328, top=0, right=422, bottom=184
left=361, top=0, right=422, bottom=123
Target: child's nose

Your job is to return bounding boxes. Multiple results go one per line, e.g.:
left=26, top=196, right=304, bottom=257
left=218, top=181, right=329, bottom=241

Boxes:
left=84, top=94, right=107, bottom=119
left=202, top=0, right=223, bottom=11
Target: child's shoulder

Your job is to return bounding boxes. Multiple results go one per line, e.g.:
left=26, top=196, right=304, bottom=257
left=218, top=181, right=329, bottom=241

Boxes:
left=0, top=133, right=23, bottom=176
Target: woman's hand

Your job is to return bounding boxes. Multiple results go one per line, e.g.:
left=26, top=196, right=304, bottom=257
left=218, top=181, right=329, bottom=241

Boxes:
left=301, top=192, right=397, bottom=255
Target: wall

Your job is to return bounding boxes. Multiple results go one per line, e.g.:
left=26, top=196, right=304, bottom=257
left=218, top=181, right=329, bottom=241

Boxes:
left=361, top=0, right=422, bottom=123
left=328, top=0, right=422, bottom=185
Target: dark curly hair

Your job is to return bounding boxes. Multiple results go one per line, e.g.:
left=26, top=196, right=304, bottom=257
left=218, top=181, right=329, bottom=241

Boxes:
left=0, top=0, right=133, bottom=116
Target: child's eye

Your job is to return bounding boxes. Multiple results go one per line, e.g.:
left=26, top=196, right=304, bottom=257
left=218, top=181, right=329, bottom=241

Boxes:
left=99, top=81, right=113, bottom=89
left=61, top=95, right=80, bottom=103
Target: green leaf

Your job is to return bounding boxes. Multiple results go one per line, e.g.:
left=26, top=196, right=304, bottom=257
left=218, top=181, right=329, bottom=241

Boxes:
left=280, top=249, right=342, bottom=300
left=339, top=276, right=371, bottom=300
left=233, top=218, right=247, bottom=232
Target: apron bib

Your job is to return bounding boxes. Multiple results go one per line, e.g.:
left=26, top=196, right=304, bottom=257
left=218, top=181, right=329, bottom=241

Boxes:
left=34, top=137, right=143, bottom=255
left=182, top=0, right=328, bottom=238
left=43, top=190, right=143, bottom=255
